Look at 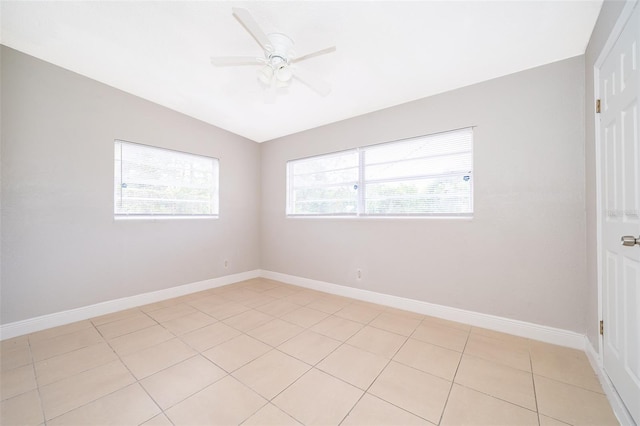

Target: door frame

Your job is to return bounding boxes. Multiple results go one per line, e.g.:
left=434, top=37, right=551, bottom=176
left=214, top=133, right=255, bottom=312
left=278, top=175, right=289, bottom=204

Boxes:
left=594, top=1, right=638, bottom=424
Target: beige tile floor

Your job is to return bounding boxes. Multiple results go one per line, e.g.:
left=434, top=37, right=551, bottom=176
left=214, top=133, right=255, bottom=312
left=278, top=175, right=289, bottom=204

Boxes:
left=0, top=278, right=619, bottom=426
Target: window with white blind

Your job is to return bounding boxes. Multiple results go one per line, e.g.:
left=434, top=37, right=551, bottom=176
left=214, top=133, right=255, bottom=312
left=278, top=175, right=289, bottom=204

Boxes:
left=114, top=140, right=219, bottom=217
left=286, top=128, right=473, bottom=217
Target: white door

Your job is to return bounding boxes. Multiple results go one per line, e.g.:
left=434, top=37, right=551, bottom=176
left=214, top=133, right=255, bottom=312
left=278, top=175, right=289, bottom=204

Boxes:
left=599, top=3, right=640, bottom=424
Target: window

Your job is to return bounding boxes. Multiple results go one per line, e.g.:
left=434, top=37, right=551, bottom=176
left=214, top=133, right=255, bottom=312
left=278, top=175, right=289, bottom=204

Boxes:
left=287, top=128, right=473, bottom=217
left=114, top=140, right=219, bottom=217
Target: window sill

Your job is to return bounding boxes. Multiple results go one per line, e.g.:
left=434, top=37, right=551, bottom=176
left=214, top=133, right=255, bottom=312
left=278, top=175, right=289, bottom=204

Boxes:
left=114, top=215, right=219, bottom=221
left=285, top=214, right=473, bottom=220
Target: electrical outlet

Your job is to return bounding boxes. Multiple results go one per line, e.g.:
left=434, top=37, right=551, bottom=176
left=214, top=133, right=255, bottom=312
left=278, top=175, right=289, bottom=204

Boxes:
left=224, top=259, right=229, bottom=268
left=356, top=269, right=362, bottom=281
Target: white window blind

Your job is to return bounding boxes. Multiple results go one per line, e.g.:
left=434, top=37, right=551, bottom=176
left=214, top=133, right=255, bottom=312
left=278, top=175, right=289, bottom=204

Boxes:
left=286, top=128, right=473, bottom=217
left=114, top=140, right=219, bottom=217
left=287, top=149, right=359, bottom=216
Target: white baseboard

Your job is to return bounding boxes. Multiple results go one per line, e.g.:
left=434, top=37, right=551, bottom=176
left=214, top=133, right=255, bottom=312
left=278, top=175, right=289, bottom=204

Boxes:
left=0, top=270, right=260, bottom=340
left=0, top=268, right=585, bottom=351
left=585, top=340, right=636, bottom=426
left=260, top=270, right=586, bottom=350
left=5, top=268, right=632, bottom=422
left=2, top=268, right=633, bottom=422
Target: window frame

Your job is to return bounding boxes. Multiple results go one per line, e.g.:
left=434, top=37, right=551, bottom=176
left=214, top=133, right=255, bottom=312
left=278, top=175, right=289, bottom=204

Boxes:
left=114, top=140, right=220, bottom=219
left=286, top=127, right=474, bottom=218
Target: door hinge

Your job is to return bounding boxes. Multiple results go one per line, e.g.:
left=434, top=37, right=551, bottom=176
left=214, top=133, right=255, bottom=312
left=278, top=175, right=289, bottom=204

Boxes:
left=596, top=99, right=601, bottom=114
left=600, top=320, right=604, bottom=335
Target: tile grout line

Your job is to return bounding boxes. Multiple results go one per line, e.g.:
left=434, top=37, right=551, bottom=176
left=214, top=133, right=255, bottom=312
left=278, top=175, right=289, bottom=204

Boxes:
left=245, top=309, right=377, bottom=424
left=17, top=323, right=110, bottom=425
left=40, top=320, right=151, bottom=424
left=336, top=313, right=441, bottom=425
left=126, top=300, right=254, bottom=425
left=533, top=372, right=612, bottom=394
left=18, top=289, right=432, bottom=426
left=441, top=330, right=542, bottom=420
left=224, top=286, right=325, bottom=425
left=336, top=319, right=429, bottom=425
left=32, top=325, right=109, bottom=424
left=531, top=350, right=542, bottom=426
left=11, top=281, right=274, bottom=425
left=27, top=335, right=48, bottom=426
left=94, top=315, right=173, bottom=425
left=436, top=321, right=472, bottom=425
left=163, top=283, right=316, bottom=425
left=229, top=301, right=388, bottom=424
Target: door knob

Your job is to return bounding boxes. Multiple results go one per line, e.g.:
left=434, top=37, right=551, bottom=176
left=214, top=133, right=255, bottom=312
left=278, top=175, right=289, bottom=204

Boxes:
left=621, top=235, right=640, bottom=247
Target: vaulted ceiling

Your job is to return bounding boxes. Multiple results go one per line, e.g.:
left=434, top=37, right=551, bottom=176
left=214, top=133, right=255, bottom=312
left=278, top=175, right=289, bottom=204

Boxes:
left=1, top=1, right=602, bottom=142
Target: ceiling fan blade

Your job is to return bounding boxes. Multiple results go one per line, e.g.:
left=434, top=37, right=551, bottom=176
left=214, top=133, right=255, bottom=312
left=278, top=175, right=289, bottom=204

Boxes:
left=293, top=67, right=332, bottom=97
left=292, top=46, right=336, bottom=64
left=232, top=7, right=272, bottom=52
left=210, top=56, right=261, bottom=66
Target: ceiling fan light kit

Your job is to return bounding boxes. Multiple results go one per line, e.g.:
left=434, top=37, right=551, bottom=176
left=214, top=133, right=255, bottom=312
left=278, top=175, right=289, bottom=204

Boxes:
left=210, top=8, right=335, bottom=99
left=258, top=33, right=294, bottom=85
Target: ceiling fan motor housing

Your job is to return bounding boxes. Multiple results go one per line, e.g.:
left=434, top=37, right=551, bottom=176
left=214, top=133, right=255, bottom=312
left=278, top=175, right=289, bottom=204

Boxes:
left=266, top=33, right=294, bottom=69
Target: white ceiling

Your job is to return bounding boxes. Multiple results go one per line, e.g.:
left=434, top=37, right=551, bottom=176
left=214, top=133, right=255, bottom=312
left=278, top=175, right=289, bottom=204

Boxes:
left=1, top=1, right=602, bottom=143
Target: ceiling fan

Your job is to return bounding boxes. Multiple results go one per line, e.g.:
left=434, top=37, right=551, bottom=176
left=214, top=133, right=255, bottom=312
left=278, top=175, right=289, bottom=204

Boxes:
left=210, top=8, right=336, bottom=101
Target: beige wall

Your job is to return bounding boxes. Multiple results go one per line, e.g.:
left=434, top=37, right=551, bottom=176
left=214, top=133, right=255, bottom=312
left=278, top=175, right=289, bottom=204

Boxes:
left=261, top=56, right=587, bottom=333
left=1, top=46, right=261, bottom=323
left=584, top=0, right=627, bottom=350
left=2, top=16, right=615, bottom=337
